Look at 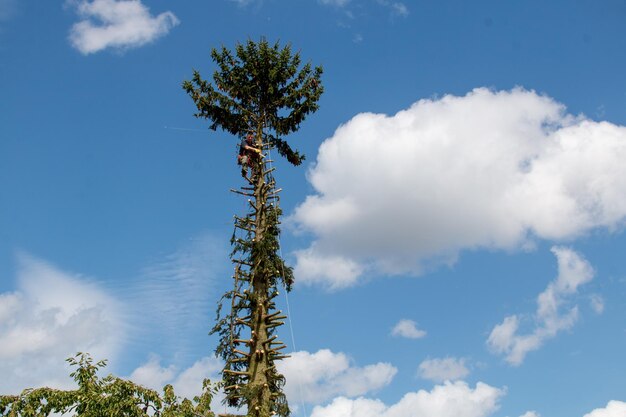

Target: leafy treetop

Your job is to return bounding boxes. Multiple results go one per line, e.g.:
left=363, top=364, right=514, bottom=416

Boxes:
left=182, top=38, right=323, bottom=165
left=0, top=353, right=216, bottom=417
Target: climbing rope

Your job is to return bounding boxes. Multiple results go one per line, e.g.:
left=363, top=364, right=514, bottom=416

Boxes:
left=265, top=145, right=309, bottom=417
left=228, top=134, right=308, bottom=417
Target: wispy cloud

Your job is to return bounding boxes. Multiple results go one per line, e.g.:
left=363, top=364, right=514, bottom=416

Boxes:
left=319, top=0, right=351, bottom=7
left=67, top=0, right=179, bottom=54
left=376, top=0, right=408, bottom=17
left=319, top=0, right=406, bottom=15
left=0, top=253, right=125, bottom=394
left=0, top=0, right=17, bottom=21
left=589, top=294, right=605, bottom=314
left=418, top=357, right=469, bottom=383
left=391, top=319, right=426, bottom=339
left=122, top=234, right=226, bottom=362
left=487, top=247, right=595, bottom=365
left=227, top=0, right=256, bottom=6
left=0, top=234, right=225, bottom=393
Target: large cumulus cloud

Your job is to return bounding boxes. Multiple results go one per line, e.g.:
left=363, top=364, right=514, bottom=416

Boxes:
left=291, top=88, right=626, bottom=289
left=309, top=381, right=504, bottom=417
left=277, top=349, right=397, bottom=404
left=583, top=401, right=626, bottom=417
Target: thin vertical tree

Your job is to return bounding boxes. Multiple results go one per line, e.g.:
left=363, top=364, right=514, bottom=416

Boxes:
left=182, top=39, right=323, bottom=417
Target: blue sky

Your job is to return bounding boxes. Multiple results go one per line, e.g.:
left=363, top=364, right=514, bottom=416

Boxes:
left=1, top=1, right=626, bottom=416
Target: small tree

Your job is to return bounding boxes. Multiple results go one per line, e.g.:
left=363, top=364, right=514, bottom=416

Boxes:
left=182, top=39, right=323, bottom=417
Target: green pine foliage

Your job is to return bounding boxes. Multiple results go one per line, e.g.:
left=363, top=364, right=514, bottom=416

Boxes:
left=182, top=38, right=323, bottom=165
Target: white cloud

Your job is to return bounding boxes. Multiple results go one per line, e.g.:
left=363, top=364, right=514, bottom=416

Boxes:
left=319, top=0, right=406, bottom=15
left=0, top=234, right=223, bottom=395
left=128, top=354, right=177, bottom=389
left=0, top=253, right=125, bottom=394
left=277, top=349, right=397, bottom=404
left=291, top=87, right=626, bottom=288
left=418, top=357, right=469, bottom=382
left=228, top=0, right=256, bottom=6
left=391, top=319, right=426, bottom=339
left=293, top=246, right=364, bottom=290
left=487, top=246, right=594, bottom=365
left=519, top=412, right=540, bottom=417
left=309, top=381, right=504, bottom=417
left=130, top=350, right=396, bottom=411
left=0, top=0, right=17, bottom=20
left=127, top=355, right=237, bottom=415
left=590, top=294, right=605, bottom=314
left=124, top=234, right=225, bottom=360
left=391, top=3, right=408, bottom=16
left=319, top=0, right=351, bottom=7
left=67, top=0, right=179, bottom=54
left=129, top=356, right=244, bottom=416
left=129, top=355, right=222, bottom=400
left=376, top=0, right=408, bottom=16
left=173, top=357, right=224, bottom=399
left=583, top=401, right=626, bottom=417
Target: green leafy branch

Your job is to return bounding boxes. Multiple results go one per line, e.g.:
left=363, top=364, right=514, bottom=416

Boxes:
left=0, top=353, right=217, bottom=417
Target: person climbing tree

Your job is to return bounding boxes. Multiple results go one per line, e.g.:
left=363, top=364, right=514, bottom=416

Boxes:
left=182, top=39, right=323, bottom=417
left=238, top=134, right=262, bottom=178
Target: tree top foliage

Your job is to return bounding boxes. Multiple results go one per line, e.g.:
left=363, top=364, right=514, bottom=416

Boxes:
left=182, top=38, right=323, bottom=166
left=0, top=353, right=216, bottom=417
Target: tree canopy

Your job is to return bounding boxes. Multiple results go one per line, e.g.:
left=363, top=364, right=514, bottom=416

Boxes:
left=0, top=353, right=216, bottom=417
left=182, top=38, right=323, bottom=165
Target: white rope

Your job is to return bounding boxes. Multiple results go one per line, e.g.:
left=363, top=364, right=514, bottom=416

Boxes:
left=232, top=136, right=308, bottom=417
left=266, top=146, right=309, bottom=417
